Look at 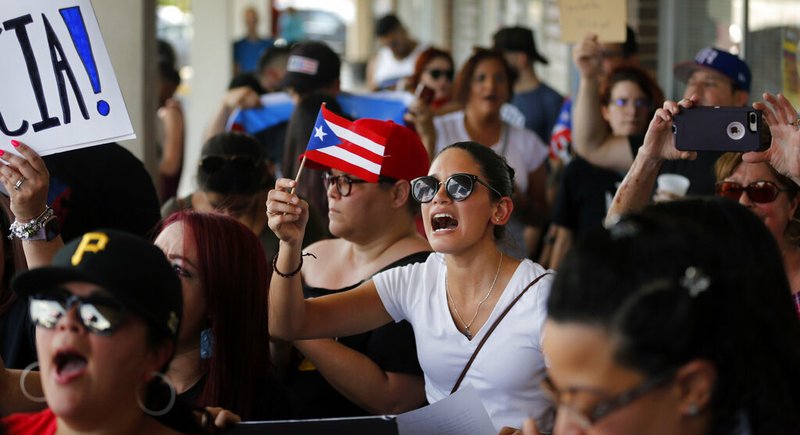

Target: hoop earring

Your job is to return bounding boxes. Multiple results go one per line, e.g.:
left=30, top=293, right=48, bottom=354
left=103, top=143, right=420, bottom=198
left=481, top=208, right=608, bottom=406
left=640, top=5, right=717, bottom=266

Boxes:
left=20, top=362, right=47, bottom=403
left=136, top=372, right=176, bottom=417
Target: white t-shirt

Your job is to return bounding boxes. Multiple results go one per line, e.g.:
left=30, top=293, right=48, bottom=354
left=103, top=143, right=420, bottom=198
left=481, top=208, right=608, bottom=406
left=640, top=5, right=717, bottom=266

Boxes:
left=373, top=253, right=555, bottom=431
left=373, top=44, right=427, bottom=89
left=433, top=111, right=548, bottom=195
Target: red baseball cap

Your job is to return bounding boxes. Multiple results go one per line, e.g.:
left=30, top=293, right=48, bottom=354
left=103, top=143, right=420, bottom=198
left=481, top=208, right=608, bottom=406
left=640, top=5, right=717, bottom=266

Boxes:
left=304, top=119, right=430, bottom=182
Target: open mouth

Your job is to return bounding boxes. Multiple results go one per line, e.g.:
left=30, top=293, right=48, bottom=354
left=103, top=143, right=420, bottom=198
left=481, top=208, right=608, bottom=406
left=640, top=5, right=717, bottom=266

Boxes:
left=431, top=213, right=458, bottom=232
left=54, top=350, right=88, bottom=384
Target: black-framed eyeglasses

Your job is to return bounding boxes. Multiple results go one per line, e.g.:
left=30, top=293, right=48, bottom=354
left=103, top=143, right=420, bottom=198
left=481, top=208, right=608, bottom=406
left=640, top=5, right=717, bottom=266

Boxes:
left=427, top=68, right=454, bottom=81
left=716, top=180, right=787, bottom=204
left=321, top=172, right=397, bottom=197
left=410, top=173, right=503, bottom=203
left=199, top=155, right=260, bottom=174
left=541, top=370, right=675, bottom=428
left=29, top=289, right=127, bottom=336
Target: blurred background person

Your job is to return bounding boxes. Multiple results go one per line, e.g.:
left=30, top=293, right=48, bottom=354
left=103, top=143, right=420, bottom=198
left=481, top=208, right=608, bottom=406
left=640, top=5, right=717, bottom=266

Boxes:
left=548, top=65, right=663, bottom=269
left=277, top=7, right=305, bottom=45
left=232, top=6, right=274, bottom=76
left=156, top=61, right=185, bottom=203
left=161, top=132, right=290, bottom=263
left=493, top=26, right=563, bottom=145
left=367, top=14, right=426, bottom=91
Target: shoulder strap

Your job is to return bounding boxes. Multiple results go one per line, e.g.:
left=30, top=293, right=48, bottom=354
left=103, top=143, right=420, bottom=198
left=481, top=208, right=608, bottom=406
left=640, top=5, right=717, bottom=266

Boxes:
left=450, top=271, right=552, bottom=394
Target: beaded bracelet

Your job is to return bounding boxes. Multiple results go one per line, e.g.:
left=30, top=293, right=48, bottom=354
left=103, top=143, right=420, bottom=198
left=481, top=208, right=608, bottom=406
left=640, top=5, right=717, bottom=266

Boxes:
left=8, top=206, right=56, bottom=241
left=272, top=251, right=316, bottom=278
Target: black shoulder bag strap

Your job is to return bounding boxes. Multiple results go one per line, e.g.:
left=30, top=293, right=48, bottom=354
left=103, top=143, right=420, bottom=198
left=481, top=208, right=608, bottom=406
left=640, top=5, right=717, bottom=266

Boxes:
left=450, top=272, right=552, bottom=394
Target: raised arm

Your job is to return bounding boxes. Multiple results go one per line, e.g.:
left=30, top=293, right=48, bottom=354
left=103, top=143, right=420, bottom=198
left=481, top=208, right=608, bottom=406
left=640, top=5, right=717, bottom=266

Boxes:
left=294, top=339, right=425, bottom=414
left=267, top=178, right=394, bottom=340
left=605, top=98, right=698, bottom=225
left=571, top=35, right=635, bottom=172
left=0, top=141, right=63, bottom=268
left=745, top=92, right=800, bottom=185
left=202, top=87, right=262, bottom=143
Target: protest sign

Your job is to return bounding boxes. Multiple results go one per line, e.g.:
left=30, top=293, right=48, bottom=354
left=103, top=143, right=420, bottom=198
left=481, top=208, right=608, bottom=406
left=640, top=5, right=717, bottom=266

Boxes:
left=558, top=0, right=627, bottom=43
left=0, top=0, right=134, bottom=155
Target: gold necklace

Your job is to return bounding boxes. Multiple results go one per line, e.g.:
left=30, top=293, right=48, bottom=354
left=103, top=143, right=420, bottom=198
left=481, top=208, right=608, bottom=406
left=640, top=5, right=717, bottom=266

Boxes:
left=445, top=252, right=503, bottom=340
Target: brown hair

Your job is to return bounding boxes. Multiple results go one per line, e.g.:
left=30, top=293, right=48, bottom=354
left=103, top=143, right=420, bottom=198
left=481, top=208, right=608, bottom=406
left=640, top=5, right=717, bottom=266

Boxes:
left=599, top=65, right=664, bottom=109
left=453, top=48, right=516, bottom=106
left=715, top=152, right=800, bottom=245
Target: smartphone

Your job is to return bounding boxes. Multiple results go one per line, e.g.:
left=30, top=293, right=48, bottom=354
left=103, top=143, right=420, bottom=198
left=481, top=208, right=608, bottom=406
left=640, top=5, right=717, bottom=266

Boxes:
left=672, top=107, right=770, bottom=152
left=414, top=83, right=436, bottom=105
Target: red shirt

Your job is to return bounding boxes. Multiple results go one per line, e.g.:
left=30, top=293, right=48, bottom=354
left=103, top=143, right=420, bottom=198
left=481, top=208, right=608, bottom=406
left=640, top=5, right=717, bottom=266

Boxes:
left=1, top=408, right=57, bottom=434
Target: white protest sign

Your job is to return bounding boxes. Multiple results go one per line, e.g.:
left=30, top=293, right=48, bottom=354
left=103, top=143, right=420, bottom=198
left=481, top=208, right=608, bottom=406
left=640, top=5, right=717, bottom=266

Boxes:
left=0, top=0, right=134, bottom=155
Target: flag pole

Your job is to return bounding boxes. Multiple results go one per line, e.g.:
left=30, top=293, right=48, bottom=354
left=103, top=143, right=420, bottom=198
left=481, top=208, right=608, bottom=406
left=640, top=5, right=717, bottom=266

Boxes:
left=290, top=155, right=307, bottom=195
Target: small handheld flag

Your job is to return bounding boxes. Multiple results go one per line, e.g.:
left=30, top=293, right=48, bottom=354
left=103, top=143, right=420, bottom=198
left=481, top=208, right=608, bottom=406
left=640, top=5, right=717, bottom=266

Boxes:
left=299, top=104, right=387, bottom=183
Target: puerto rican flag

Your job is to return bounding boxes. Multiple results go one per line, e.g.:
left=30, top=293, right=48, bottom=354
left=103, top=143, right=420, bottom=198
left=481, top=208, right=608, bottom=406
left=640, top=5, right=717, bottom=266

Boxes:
left=301, top=105, right=387, bottom=182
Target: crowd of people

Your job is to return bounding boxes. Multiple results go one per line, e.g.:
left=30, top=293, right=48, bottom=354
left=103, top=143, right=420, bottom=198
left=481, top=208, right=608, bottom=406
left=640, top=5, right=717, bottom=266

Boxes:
left=0, top=10, right=800, bottom=435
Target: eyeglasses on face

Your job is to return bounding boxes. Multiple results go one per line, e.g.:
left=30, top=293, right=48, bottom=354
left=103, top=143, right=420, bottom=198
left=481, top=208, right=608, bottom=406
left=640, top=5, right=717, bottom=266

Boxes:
left=321, top=172, right=397, bottom=197
left=427, top=68, right=454, bottom=81
left=715, top=180, right=787, bottom=204
left=541, top=370, right=675, bottom=428
left=410, top=173, right=502, bottom=203
left=199, top=155, right=260, bottom=174
left=29, top=289, right=127, bottom=336
left=610, top=98, right=651, bottom=109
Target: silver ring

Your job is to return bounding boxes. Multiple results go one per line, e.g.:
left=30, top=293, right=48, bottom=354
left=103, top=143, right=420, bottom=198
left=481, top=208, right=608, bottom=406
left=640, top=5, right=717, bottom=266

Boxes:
left=13, top=177, right=25, bottom=191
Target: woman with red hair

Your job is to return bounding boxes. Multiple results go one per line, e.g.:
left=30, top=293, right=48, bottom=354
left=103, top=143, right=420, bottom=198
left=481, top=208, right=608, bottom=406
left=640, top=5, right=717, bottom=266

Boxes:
left=155, top=210, right=288, bottom=420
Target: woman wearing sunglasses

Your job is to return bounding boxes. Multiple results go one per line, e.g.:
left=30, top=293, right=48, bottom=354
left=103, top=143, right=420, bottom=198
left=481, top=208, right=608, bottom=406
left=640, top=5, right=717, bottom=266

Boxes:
left=405, top=47, right=459, bottom=113
left=414, top=49, right=549, bottom=261
left=714, top=153, right=800, bottom=314
left=268, top=140, right=554, bottom=431
left=521, top=199, right=800, bottom=435
left=1, top=229, right=213, bottom=434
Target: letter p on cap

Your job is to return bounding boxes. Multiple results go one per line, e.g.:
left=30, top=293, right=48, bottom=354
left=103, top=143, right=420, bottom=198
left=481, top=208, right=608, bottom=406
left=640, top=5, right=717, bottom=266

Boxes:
left=71, top=232, right=109, bottom=265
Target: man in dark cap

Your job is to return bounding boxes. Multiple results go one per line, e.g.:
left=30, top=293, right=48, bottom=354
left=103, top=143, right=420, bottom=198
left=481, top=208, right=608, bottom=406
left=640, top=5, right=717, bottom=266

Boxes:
left=493, top=26, right=564, bottom=143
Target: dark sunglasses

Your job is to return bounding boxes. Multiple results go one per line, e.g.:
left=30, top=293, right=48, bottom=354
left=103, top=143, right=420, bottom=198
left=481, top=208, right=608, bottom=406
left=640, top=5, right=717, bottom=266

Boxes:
left=410, top=173, right=502, bottom=203
left=199, top=155, right=260, bottom=174
left=322, top=173, right=396, bottom=197
left=715, top=180, right=787, bottom=204
left=29, top=289, right=127, bottom=336
left=427, top=68, right=454, bottom=81
left=541, top=370, right=674, bottom=427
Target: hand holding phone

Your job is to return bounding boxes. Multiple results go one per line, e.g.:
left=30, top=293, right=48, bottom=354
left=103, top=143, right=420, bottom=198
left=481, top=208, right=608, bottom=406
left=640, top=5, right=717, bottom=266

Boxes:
left=672, top=106, right=770, bottom=152
left=414, top=83, right=436, bottom=105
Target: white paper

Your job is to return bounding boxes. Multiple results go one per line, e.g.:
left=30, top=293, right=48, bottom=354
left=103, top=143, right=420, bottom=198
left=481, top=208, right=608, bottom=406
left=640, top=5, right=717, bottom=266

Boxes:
left=396, top=385, right=496, bottom=435
left=0, top=0, right=135, bottom=155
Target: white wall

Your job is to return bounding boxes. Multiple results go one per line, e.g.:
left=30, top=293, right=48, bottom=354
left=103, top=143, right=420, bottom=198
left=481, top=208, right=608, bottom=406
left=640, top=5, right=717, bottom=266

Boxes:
left=179, top=0, right=232, bottom=196
left=92, top=0, right=156, bottom=169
